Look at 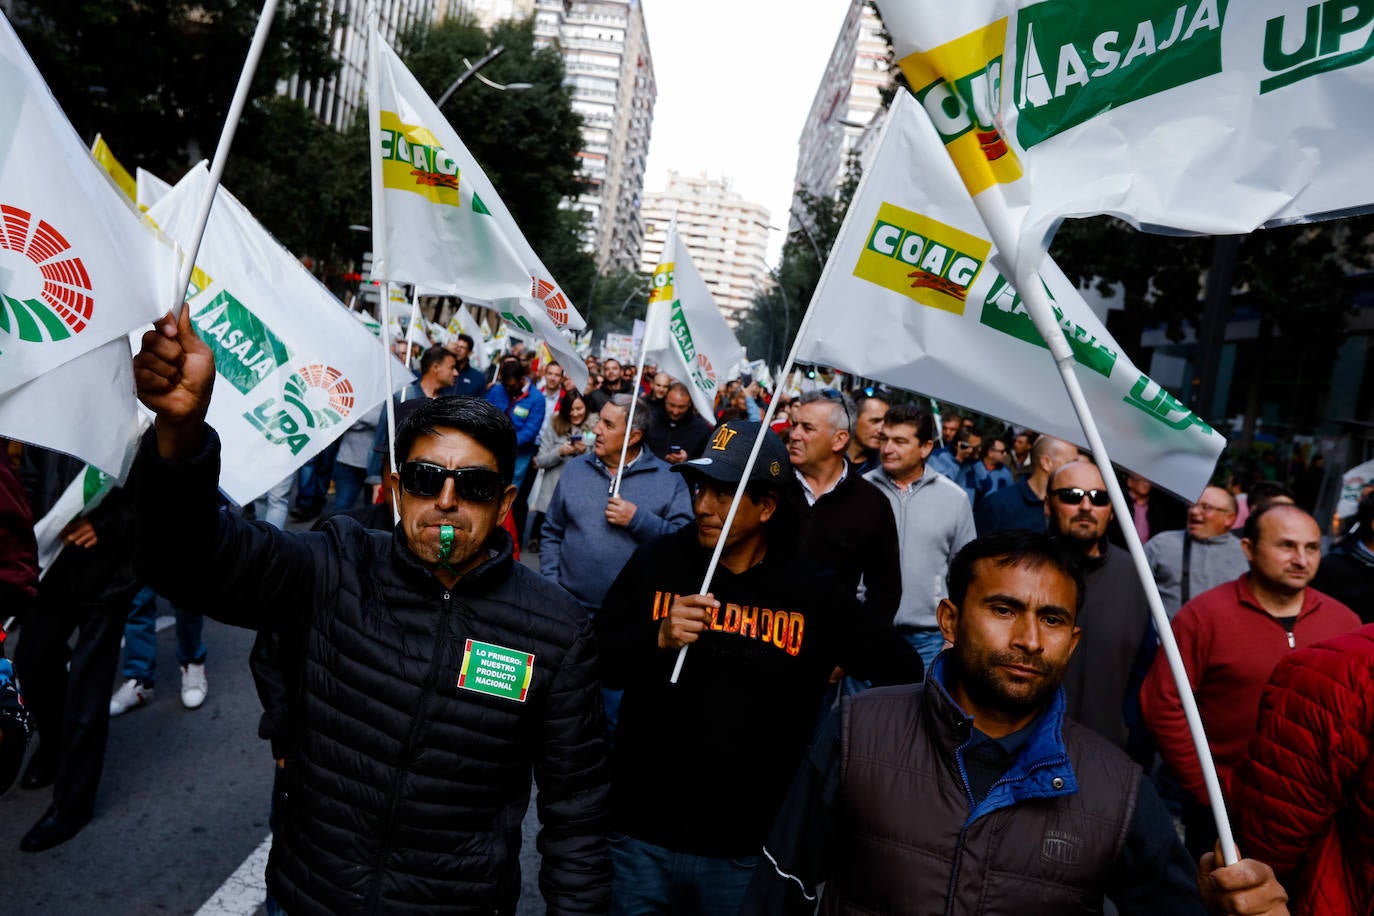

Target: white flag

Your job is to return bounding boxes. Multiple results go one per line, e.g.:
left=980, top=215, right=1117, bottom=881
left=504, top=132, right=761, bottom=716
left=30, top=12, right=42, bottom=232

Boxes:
left=136, top=167, right=172, bottom=213
left=797, top=91, right=1225, bottom=501
left=0, top=14, right=178, bottom=397
left=148, top=164, right=408, bottom=505
left=366, top=28, right=588, bottom=391
left=879, top=0, right=1374, bottom=274
left=643, top=222, right=746, bottom=420
left=30, top=426, right=136, bottom=570
left=0, top=335, right=142, bottom=477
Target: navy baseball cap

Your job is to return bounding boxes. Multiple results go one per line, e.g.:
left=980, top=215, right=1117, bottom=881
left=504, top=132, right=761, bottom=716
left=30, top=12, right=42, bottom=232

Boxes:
left=672, top=420, right=790, bottom=486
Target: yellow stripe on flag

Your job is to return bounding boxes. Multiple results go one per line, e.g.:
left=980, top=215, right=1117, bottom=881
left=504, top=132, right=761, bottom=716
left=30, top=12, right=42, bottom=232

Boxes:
left=90, top=133, right=137, bottom=203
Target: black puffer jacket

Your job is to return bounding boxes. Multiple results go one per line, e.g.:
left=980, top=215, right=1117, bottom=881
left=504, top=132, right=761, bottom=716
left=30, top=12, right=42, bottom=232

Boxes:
left=133, top=428, right=610, bottom=915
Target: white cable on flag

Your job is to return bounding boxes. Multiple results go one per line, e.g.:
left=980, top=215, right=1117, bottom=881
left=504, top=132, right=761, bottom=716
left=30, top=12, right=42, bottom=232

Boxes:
left=172, top=0, right=280, bottom=319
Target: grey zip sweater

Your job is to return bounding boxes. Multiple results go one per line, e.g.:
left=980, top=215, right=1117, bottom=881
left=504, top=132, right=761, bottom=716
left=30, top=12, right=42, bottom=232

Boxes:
left=865, top=465, right=976, bottom=629
left=1144, top=529, right=1248, bottom=618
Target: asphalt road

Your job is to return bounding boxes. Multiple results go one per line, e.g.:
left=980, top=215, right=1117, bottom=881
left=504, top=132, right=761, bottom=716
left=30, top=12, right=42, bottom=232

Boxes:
left=1, top=533, right=547, bottom=916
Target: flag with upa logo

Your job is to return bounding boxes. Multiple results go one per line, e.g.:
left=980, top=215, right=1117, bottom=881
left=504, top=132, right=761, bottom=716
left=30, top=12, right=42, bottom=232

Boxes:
left=879, top=0, right=1374, bottom=275
left=148, top=163, right=408, bottom=504
left=0, top=14, right=178, bottom=397
left=642, top=221, right=746, bottom=420
left=366, top=28, right=588, bottom=391
left=797, top=90, right=1225, bottom=501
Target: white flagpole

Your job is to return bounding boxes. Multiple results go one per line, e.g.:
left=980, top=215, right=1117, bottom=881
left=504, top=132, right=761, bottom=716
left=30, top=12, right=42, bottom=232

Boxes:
left=611, top=309, right=654, bottom=499
left=405, top=286, right=425, bottom=352
left=172, top=0, right=280, bottom=318
left=668, top=226, right=850, bottom=683
left=365, top=11, right=401, bottom=525
left=960, top=155, right=1239, bottom=862
left=1013, top=266, right=1239, bottom=864
left=613, top=215, right=676, bottom=498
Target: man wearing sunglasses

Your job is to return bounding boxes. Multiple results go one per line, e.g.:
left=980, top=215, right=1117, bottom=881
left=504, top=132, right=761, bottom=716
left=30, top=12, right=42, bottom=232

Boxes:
left=1044, top=461, right=1154, bottom=757
left=130, top=309, right=612, bottom=914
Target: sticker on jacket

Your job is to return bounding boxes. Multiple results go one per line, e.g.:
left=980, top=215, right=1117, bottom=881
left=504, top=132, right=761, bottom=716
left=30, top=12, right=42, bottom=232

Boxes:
left=458, top=639, right=535, bottom=702
left=513, top=405, right=529, bottom=419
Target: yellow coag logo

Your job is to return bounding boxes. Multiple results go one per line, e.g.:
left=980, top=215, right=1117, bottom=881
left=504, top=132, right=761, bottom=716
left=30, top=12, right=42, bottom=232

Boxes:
left=650, top=261, right=675, bottom=304
left=899, top=18, right=1023, bottom=195
left=710, top=425, right=738, bottom=451
left=853, top=202, right=991, bottom=315
left=378, top=111, right=461, bottom=207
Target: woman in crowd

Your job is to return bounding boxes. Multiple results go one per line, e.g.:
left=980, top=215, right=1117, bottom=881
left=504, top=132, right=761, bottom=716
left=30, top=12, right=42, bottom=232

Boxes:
left=530, top=389, right=598, bottom=552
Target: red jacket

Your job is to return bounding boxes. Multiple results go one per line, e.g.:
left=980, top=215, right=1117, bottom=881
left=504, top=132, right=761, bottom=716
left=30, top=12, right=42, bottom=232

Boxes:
left=1231, top=626, right=1374, bottom=916
left=1140, top=575, right=1359, bottom=805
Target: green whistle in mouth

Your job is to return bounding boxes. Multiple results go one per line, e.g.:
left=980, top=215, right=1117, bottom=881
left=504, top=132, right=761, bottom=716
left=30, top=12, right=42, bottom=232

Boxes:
left=439, top=524, right=455, bottom=564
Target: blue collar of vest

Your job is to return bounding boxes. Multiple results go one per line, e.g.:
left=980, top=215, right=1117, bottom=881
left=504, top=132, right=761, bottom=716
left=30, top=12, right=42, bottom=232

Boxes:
left=928, top=654, right=1079, bottom=825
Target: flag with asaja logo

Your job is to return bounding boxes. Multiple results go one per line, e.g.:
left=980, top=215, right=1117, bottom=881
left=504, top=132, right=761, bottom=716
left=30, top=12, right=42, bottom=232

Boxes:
left=366, top=28, right=588, bottom=391
left=879, top=0, right=1374, bottom=277
left=0, top=14, right=178, bottom=396
left=797, top=91, right=1224, bottom=501
left=642, top=220, right=746, bottom=420
left=148, top=163, right=409, bottom=504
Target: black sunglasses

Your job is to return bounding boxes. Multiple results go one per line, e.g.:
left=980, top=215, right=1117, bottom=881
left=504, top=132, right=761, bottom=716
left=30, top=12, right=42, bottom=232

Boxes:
left=1051, top=487, right=1111, bottom=507
left=399, top=462, right=504, bottom=502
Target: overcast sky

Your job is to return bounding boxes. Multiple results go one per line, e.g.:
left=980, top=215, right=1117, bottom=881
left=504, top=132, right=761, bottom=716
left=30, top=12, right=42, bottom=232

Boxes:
left=640, top=0, right=853, bottom=266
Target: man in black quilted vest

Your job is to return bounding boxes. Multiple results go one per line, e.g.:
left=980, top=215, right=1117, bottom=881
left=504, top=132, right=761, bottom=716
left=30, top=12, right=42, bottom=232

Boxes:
left=748, top=530, right=1290, bottom=916
left=131, top=309, right=610, bottom=915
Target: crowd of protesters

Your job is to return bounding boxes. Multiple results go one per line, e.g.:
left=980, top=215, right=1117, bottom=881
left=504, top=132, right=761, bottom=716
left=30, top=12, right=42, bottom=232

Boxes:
left=1, top=312, right=1372, bottom=915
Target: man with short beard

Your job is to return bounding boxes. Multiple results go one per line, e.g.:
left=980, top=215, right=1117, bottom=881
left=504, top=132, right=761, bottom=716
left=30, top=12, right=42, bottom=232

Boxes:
left=586, top=357, right=628, bottom=415
left=749, top=531, right=1292, bottom=916
left=125, top=310, right=611, bottom=911
left=645, top=382, right=712, bottom=463
left=1142, top=503, right=1360, bottom=859
left=1045, top=461, right=1153, bottom=755
left=442, top=333, right=489, bottom=398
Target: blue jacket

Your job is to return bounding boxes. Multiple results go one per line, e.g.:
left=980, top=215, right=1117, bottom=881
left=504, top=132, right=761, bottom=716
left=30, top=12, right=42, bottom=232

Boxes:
left=443, top=363, right=488, bottom=399
left=486, top=381, right=545, bottom=453
left=974, top=476, right=1047, bottom=535
left=540, top=450, right=693, bottom=611
left=972, top=462, right=1014, bottom=506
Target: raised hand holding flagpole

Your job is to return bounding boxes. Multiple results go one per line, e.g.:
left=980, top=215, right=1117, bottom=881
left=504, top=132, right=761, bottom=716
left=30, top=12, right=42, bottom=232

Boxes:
left=171, top=0, right=280, bottom=319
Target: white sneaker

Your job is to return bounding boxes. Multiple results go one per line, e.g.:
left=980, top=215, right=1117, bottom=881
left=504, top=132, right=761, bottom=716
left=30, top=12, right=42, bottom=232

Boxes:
left=110, top=679, right=153, bottom=716
left=180, top=662, right=208, bottom=709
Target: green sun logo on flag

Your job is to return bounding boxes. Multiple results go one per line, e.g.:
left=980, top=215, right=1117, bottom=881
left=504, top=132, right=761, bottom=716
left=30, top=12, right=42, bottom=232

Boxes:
left=245, top=364, right=355, bottom=455
left=284, top=364, right=355, bottom=429
left=0, top=204, right=94, bottom=344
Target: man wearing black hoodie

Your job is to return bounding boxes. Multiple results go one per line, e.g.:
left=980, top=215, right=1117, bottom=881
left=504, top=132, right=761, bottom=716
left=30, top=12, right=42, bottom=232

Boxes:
left=595, top=420, right=922, bottom=914
left=1044, top=459, right=1154, bottom=758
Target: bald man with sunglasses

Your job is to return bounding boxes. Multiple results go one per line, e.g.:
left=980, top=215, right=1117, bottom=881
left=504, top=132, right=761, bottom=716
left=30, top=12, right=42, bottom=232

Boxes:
left=129, top=310, right=611, bottom=914
left=1045, top=460, right=1154, bottom=758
